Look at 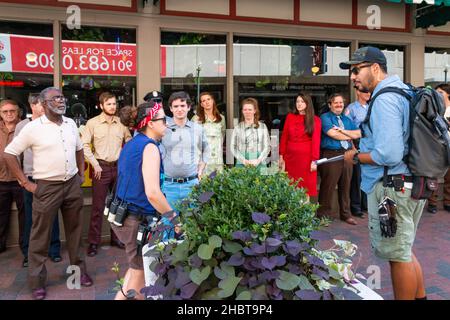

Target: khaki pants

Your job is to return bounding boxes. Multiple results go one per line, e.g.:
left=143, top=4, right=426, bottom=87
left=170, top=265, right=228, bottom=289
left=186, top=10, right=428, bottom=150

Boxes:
left=28, top=174, right=86, bottom=289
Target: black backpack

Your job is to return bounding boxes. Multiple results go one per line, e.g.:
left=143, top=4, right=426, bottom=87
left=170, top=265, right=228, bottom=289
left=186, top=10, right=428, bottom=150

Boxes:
left=363, top=85, right=450, bottom=199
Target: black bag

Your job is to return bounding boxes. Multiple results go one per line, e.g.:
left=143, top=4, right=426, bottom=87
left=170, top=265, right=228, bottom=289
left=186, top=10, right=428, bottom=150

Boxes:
left=363, top=85, right=450, bottom=200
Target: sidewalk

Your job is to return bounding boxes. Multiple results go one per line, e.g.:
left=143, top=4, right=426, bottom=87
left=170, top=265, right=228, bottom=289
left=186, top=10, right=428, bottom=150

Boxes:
left=1, top=209, right=449, bottom=300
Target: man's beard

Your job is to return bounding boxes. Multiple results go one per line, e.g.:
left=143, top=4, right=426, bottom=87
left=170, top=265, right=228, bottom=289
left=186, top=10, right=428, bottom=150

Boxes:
left=103, top=109, right=116, bottom=116
left=48, top=105, right=66, bottom=115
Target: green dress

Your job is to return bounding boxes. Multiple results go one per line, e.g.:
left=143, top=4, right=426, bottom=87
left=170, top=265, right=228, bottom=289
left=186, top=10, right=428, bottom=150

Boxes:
left=191, top=114, right=226, bottom=176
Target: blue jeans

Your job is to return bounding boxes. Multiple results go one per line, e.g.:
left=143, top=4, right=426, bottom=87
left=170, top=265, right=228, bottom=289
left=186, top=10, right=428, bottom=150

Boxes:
left=22, top=179, right=61, bottom=258
left=162, top=178, right=199, bottom=211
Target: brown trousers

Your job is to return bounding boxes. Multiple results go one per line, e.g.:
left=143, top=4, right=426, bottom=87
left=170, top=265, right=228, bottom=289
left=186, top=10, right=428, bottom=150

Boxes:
left=318, top=149, right=353, bottom=220
left=88, top=162, right=119, bottom=245
left=29, top=174, right=86, bottom=289
left=428, top=168, right=450, bottom=207
left=0, top=181, right=25, bottom=251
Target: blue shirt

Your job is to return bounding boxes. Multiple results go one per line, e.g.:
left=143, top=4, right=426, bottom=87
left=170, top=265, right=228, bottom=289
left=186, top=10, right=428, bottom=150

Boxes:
left=320, top=111, right=356, bottom=150
left=359, top=75, right=411, bottom=194
left=116, top=133, right=163, bottom=215
left=345, top=101, right=368, bottom=128
left=161, top=117, right=210, bottom=178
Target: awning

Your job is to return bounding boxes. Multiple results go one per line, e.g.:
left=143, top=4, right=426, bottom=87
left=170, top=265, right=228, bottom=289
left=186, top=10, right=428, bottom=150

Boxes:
left=387, top=0, right=450, bottom=28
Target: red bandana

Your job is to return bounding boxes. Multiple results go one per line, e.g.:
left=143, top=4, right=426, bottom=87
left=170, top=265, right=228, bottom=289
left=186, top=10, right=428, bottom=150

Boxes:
left=135, top=102, right=162, bottom=130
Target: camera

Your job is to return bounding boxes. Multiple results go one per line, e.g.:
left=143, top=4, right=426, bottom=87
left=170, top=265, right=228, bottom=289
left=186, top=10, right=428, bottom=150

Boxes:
left=378, top=196, right=397, bottom=238
left=107, top=198, right=120, bottom=223
left=112, top=203, right=128, bottom=227
left=103, top=192, right=114, bottom=216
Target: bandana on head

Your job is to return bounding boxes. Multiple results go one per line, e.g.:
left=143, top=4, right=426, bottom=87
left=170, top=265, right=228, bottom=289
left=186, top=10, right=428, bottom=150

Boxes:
left=135, top=102, right=162, bottom=130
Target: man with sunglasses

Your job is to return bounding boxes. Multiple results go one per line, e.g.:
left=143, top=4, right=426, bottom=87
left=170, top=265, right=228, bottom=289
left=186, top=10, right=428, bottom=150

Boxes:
left=341, top=47, right=427, bottom=300
left=82, top=92, right=131, bottom=257
left=4, top=87, right=93, bottom=300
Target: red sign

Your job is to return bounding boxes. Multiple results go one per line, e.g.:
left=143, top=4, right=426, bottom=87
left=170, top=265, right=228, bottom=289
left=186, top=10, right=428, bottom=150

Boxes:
left=2, top=34, right=136, bottom=76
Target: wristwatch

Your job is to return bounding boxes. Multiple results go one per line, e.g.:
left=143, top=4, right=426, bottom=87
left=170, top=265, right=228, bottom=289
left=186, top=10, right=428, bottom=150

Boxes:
left=353, top=150, right=360, bottom=164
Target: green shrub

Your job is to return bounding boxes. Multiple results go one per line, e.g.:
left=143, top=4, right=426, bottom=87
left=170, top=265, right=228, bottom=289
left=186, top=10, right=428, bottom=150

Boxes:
left=178, top=166, right=321, bottom=244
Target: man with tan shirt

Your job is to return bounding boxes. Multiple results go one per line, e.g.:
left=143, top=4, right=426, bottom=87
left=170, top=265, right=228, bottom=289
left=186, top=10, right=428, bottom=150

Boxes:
left=0, top=99, right=25, bottom=254
left=82, top=92, right=131, bottom=256
left=4, top=87, right=93, bottom=300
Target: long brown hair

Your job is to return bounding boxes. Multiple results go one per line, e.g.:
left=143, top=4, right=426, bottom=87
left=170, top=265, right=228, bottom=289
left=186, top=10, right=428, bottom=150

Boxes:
left=239, top=97, right=260, bottom=128
left=293, top=93, right=315, bottom=136
left=197, top=92, right=222, bottom=123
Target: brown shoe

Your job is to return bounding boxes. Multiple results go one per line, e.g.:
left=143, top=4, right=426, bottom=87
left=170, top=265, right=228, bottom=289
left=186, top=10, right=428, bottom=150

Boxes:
left=80, top=273, right=93, bottom=287
left=87, top=244, right=98, bottom=257
left=32, top=287, right=46, bottom=300
left=344, top=217, right=358, bottom=225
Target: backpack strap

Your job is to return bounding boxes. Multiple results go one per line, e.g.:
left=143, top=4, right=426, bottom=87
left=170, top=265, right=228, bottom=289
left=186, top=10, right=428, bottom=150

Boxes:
left=362, top=86, right=413, bottom=134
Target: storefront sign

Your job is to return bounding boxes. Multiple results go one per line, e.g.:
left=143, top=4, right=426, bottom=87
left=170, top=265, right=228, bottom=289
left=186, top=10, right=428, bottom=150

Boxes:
left=0, top=33, right=136, bottom=76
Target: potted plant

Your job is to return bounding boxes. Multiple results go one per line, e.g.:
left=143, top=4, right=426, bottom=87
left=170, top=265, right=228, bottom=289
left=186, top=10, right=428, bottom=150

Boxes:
left=140, top=167, right=368, bottom=300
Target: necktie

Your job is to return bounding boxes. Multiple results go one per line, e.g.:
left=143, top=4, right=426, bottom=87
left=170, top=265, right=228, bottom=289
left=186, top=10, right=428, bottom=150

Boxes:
left=337, top=115, right=350, bottom=149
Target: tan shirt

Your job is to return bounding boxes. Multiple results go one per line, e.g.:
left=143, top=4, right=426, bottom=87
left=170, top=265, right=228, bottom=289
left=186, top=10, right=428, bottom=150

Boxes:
left=0, top=120, right=18, bottom=182
left=4, top=115, right=83, bottom=181
left=81, top=113, right=131, bottom=167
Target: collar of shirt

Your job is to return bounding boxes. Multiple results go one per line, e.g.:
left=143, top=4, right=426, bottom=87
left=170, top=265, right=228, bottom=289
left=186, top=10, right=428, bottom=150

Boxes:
left=40, top=114, right=69, bottom=125
left=0, top=119, right=18, bottom=134
left=372, top=75, right=402, bottom=97
left=167, top=117, right=193, bottom=129
left=99, top=112, right=118, bottom=124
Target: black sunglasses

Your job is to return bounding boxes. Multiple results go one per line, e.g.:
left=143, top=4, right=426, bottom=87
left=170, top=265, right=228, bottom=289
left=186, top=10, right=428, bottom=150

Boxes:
left=351, top=63, right=373, bottom=75
left=151, top=117, right=167, bottom=124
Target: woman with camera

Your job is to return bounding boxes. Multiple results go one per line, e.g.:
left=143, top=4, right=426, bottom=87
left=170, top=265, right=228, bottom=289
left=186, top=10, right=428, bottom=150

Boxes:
left=110, top=100, right=175, bottom=300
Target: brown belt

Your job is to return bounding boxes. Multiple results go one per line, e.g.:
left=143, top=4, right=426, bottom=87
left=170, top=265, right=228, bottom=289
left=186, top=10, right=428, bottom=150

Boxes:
left=98, top=159, right=117, bottom=167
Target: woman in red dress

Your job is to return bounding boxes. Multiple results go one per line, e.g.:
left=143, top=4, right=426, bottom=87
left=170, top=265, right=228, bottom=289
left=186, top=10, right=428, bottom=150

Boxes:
left=280, top=93, right=321, bottom=197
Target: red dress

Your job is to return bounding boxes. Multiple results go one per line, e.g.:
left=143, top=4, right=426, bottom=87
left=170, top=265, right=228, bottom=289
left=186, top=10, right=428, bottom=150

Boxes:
left=280, top=113, right=321, bottom=196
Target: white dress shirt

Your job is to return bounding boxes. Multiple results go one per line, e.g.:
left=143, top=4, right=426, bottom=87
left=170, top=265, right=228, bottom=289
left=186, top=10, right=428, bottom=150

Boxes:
left=5, top=115, right=82, bottom=181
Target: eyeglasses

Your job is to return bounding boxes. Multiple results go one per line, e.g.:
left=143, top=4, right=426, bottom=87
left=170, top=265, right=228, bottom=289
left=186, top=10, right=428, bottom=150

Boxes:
left=1, top=109, right=18, bottom=115
left=151, top=117, right=167, bottom=124
left=46, top=95, right=66, bottom=103
left=351, top=64, right=373, bottom=75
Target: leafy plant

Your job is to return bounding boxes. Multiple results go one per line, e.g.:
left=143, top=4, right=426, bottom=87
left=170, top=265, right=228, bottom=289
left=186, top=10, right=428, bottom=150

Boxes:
left=178, top=166, right=321, bottom=244
left=140, top=167, right=361, bottom=300
left=111, top=262, right=137, bottom=300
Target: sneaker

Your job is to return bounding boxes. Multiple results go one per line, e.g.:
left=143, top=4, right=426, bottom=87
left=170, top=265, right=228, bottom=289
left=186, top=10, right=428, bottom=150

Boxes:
left=22, top=257, right=28, bottom=268
left=427, top=205, right=438, bottom=214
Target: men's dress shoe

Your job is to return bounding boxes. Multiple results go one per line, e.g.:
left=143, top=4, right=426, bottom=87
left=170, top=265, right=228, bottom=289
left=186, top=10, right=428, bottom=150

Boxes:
left=427, top=205, right=438, bottom=214
left=87, top=244, right=98, bottom=257
left=444, top=205, right=450, bottom=213
left=344, top=217, right=358, bottom=225
left=22, top=257, right=28, bottom=268
left=50, top=256, right=62, bottom=263
left=110, top=239, right=125, bottom=249
left=32, top=288, right=46, bottom=300
left=80, top=273, right=93, bottom=287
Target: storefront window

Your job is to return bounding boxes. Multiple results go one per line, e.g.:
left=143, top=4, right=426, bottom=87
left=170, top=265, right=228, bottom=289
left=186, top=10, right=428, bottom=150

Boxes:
left=425, top=47, right=450, bottom=87
left=359, top=43, right=404, bottom=81
left=233, top=36, right=350, bottom=131
left=0, top=21, right=53, bottom=117
left=61, top=25, right=137, bottom=121
left=161, top=32, right=227, bottom=118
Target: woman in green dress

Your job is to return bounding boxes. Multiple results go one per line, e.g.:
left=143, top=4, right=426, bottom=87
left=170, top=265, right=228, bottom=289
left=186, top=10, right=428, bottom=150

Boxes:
left=192, top=92, right=226, bottom=177
left=230, top=98, right=270, bottom=168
